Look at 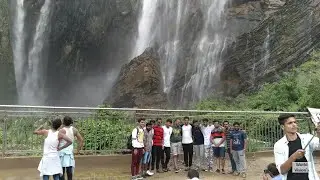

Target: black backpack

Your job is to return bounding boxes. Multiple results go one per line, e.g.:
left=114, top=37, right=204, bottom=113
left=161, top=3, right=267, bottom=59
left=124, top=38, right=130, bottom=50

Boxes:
left=127, top=128, right=139, bottom=150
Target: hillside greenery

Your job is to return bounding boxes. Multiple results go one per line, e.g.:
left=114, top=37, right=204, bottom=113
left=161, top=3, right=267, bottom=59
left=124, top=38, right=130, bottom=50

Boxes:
left=196, top=51, right=320, bottom=112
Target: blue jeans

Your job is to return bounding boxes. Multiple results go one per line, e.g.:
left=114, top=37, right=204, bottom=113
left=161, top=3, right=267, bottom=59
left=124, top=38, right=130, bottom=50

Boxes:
left=43, top=174, right=60, bottom=180
left=227, top=148, right=237, bottom=171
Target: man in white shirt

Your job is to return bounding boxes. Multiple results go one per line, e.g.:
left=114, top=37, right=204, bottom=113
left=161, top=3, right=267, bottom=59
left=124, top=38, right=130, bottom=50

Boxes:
left=131, top=118, right=145, bottom=180
left=274, top=114, right=320, bottom=180
left=182, top=116, right=193, bottom=171
left=200, top=118, right=215, bottom=172
left=161, top=119, right=173, bottom=172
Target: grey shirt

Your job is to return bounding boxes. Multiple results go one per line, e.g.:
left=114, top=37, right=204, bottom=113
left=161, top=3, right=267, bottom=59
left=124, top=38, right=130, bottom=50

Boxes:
left=144, top=129, right=154, bottom=152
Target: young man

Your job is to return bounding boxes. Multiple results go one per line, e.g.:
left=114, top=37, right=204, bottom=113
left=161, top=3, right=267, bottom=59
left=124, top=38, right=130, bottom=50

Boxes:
left=230, top=122, right=247, bottom=178
left=161, top=119, right=173, bottom=172
left=142, top=122, right=154, bottom=177
left=182, top=116, right=193, bottom=171
left=59, top=116, right=84, bottom=180
left=211, top=120, right=226, bottom=174
left=223, top=120, right=236, bottom=174
left=131, top=118, right=145, bottom=180
left=192, top=120, right=205, bottom=171
left=151, top=118, right=164, bottom=173
left=146, top=119, right=156, bottom=172
left=170, top=118, right=182, bottom=173
left=201, top=118, right=215, bottom=172
left=274, top=114, right=320, bottom=180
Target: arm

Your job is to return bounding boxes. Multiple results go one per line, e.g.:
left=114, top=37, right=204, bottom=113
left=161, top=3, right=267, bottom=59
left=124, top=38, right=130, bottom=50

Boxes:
left=58, top=130, right=72, bottom=151
left=274, top=143, right=301, bottom=175
left=131, top=128, right=138, bottom=148
left=229, top=133, right=233, bottom=150
left=73, top=128, right=84, bottom=154
left=243, top=132, right=248, bottom=150
left=161, top=128, right=164, bottom=148
left=33, top=124, right=48, bottom=136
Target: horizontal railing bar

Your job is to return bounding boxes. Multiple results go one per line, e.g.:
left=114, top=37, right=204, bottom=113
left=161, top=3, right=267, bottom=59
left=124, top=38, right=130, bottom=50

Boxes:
left=0, top=105, right=309, bottom=114
left=0, top=110, right=93, bottom=114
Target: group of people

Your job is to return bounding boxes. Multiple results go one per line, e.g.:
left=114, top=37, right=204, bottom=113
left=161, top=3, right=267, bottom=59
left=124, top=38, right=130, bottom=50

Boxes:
left=130, top=116, right=248, bottom=180
left=34, top=116, right=84, bottom=180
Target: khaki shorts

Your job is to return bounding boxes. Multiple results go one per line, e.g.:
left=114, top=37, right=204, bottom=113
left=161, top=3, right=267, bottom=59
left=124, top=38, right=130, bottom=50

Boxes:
left=171, top=142, right=182, bottom=156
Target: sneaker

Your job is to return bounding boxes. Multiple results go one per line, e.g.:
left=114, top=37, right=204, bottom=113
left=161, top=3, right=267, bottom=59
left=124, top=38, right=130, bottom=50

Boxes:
left=175, top=168, right=179, bottom=173
left=228, top=171, right=234, bottom=174
left=221, top=169, right=225, bottom=174
left=163, top=168, right=168, bottom=172
left=136, top=175, right=143, bottom=180
left=157, top=169, right=163, bottom=173
left=185, top=167, right=190, bottom=171
left=233, top=172, right=240, bottom=176
left=216, top=169, right=220, bottom=173
left=146, top=170, right=154, bottom=176
left=241, top=173, right=246, bottom=178
left=131, top=176, right=137, bottom=180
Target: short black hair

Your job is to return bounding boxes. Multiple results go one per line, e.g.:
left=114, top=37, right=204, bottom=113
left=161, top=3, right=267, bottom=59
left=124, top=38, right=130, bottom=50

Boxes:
left=193, top=120, right=198, bottom=124
left=278, top=114, right=295, bottom=125
left=267, top=163, right=280, bottom=176
left=52, top=119, right=62, bottom=130
left=213, top=120, right=219, bottom=123
left=233, top=122, right=240, bottom=126
left=156, top=117, right=162, bottom=121
left=203, top=118, right=209, bottom=122
left=146, top=122, right=152, bottom=126
left=166, top=119, right=172, bottom=123
left=223, top=120, right=229, bottom=124
left=184, top=116, right=189, bottom=120
left=63, top=116, right=73, bottom=126
left=150, top=120, right=155, bottom=124
left=175, top=118, right=180, bottom=121
left=187, top=169, right=199, bottom=179
left=138, top=118, right=145, bottom=123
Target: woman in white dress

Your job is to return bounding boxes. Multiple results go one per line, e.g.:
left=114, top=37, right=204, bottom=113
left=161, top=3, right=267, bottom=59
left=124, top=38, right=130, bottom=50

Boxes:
left=34, top=118, right=72, bottom=180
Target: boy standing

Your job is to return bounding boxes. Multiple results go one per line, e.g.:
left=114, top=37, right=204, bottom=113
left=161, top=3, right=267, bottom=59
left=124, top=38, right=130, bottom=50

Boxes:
left=170, top=118, right=182, bottom=173
left=211, top=121, right=226, bottom=174
left=201, top=118, right=215, bottom=172
left=182, top=116, right=193, bottom=171
left=230, top=122, right=247, bottom=178
left=131, top=118, right=145, bottom=180
left=192, top=120, right=205, bottom=171
left=161, top=119, right=173, bottom=172
left=143, top=123, right=154, bottom=176
left=151, top=118, right=164, bottom=173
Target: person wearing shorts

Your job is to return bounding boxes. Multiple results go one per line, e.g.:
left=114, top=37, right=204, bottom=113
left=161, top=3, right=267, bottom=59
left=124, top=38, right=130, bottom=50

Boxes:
left=143, top=122, right=154, bottom=177
left=170, top=119, right=182, bottom=173
left=211, top=120, right=226, bottom=174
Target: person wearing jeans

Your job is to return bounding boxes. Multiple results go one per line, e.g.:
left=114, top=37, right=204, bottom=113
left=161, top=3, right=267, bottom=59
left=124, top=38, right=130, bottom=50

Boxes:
left=151, top=118, right=164, bottom=173
left=182, top=116, right=193, bottom=171
left=223, top=121, right=236, bottom=174
left=142, top=122, right=154, bottom=176
left=192, top=120, right=205, bottom=171
left=131, top=118, right=146, bottom=180
left=201, top=118, right=215, bottom=172
left=230, top=122, right=247, bottom=178
left=161, top=119, right=173, bottom=172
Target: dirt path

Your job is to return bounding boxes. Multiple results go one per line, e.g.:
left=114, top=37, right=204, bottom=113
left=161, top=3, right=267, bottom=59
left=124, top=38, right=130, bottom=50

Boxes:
left=0, top=155, right=276, bottom=180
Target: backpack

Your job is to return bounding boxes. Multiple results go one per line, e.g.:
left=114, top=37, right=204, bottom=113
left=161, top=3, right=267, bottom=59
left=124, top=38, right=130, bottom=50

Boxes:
left=127, top=128, right=139, bottom=150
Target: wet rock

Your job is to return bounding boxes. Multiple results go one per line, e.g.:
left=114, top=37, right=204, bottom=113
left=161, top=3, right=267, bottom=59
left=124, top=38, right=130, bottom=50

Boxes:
left=105, top=48, right=168, bottom=108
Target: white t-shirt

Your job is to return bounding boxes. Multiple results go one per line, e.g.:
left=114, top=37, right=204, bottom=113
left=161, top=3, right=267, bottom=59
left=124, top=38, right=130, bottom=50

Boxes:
left=201, top=125, right=215, bottom=146
left=182, top=124, right=193, bottom=144
left=132, top=127, right=144, bottom=148
left=162, top=125, right=173, bottom=147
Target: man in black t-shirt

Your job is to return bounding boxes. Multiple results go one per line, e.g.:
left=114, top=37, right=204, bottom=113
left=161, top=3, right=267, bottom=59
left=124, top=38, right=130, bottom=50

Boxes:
left=274, top=114, right=320, bottom=180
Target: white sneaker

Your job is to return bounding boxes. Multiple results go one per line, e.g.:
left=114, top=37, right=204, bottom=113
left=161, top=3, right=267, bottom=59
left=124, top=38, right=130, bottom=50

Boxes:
left=146, top=170, right=154, bottom=176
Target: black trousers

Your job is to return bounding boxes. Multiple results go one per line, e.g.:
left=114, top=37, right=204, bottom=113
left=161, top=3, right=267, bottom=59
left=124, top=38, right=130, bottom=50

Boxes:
left=161, top=147, right=171, bottom=169
left=151, top=146, right=162, bottom=170
left=59, top=167, right=73, bottom=180
left=182, top=143, right=193, bottom=167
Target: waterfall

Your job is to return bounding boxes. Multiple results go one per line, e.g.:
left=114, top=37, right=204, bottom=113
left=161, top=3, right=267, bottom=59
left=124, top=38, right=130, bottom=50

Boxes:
left=181, top=0, right=229, bottom=103
left=20, top=0, right=52, bottom=105
left=12, top=0, right=26, bottom=104
left=262, top=27, right=270, bottom=69
left=131, top=0, right=159, bottom=58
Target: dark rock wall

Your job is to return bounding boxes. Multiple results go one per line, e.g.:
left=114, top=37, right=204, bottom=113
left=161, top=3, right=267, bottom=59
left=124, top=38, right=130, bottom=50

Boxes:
left=220, top=0, right=320, bottom=96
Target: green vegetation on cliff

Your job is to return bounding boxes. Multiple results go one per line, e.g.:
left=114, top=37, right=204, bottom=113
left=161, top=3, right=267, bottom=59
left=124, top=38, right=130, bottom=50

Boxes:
left=197, top=52, right=320, bottom=112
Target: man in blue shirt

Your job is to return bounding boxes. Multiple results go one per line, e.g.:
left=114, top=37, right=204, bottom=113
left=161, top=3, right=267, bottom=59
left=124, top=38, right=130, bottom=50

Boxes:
left=230, top=122, right=247, bottom=178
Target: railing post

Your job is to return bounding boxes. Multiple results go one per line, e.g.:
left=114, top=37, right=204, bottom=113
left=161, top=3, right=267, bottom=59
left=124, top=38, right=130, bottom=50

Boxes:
left=2, top=114, right=7, bottom=157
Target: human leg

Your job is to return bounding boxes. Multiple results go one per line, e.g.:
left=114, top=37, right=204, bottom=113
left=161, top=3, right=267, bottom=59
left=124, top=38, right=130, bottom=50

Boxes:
left=53, top=174, right=60, bottom=180
left=188, top=143, right=193, bottom=168
left=227, top=148, right=236, bottom=173
left=182, top=144, right=188, bottom=168
left=193, top=145, right=200, bottom=168
left=232, top=150, right=240, bottom=175
left=238, top=150, right=246, bottom=173
left=220, top=147, right=226, bottom=174
left=164, top=147, right=171, bottom=170
left=131, top=148, right=139, bottom=176
left=151, top=146, right=156, bottom=170
left=42, top=175, right=49, bottom=180
left=65, top=167, right=73, bottom=180
left=60, top=167, right=66, bottom=180
left=199, top=144, right=205, bottom=169
left=155, top=146, right=162, bottom=171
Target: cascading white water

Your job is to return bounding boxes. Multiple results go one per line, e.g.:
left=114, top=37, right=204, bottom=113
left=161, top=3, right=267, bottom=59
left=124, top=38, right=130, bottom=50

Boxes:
left=181, top=0, right=229, bottom=102
left=131, top=0, right=159, bottom=58
left=262, top=27, right=270, bottom=69
left=20, top=0, right=51, bottom=105
left=12, top=0, right=26, bottom=104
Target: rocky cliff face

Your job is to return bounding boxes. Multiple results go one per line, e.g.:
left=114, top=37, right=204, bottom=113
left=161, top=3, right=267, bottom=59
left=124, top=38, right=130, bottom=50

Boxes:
left=106, top=48, right=167, bottom=108
left=0, top=0, right=16, bottom=104
left=220, top=0, right=320, bottom=96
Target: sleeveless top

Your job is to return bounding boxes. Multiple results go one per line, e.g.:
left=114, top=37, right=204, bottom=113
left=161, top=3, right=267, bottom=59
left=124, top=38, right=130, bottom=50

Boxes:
left=59, top=126, right=74, bottom=154
left=43, top=130, right=59, bottom=156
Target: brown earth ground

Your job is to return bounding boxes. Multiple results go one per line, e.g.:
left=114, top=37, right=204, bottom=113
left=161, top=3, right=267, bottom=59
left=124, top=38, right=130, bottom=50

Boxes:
left=0, top=152, right=319, bottom=180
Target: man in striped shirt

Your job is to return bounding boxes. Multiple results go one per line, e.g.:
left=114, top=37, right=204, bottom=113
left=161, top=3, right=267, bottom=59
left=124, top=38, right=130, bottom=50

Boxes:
left=223, top=121, right=236, bottom=174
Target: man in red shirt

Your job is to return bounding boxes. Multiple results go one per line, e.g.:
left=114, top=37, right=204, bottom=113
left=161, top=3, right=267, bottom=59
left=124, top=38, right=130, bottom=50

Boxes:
left=151, top=118, right=164, bottom=173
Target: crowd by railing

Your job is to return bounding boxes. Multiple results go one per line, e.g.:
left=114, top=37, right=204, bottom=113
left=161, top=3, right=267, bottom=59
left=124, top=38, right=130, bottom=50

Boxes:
left=0, top=105, right=312, bottom=157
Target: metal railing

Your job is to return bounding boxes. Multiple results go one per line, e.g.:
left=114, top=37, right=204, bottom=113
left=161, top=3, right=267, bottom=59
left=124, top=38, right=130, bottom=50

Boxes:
left=0, top=105, right=312, bottom=157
